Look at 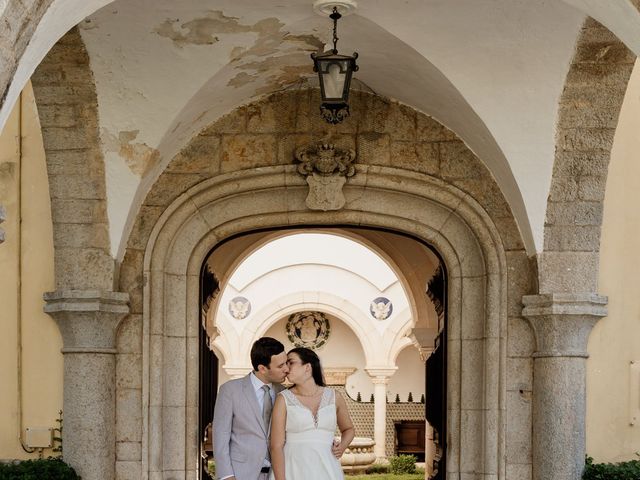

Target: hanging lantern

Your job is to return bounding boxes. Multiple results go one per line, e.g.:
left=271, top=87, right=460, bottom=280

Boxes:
left=311, top=6, right=359, bottom=124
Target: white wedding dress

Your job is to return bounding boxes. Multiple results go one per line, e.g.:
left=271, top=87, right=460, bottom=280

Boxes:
left=275, top=387, right=344, bottom=480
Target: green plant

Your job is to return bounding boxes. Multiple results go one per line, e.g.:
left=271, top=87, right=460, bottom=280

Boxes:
left=583, top=455, right=640, bottom=480
left=346, top=474, right=422, bottom=480
left=388, top=455, right=417, bottom=474
left=0, top=457, right=80, bottom=479
left=365, top=464, right=389, bottom=474
left=52, top=410, right=63, bottom=454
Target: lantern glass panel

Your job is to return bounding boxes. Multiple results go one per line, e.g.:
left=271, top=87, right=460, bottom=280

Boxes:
left=320, top=59, right=349, bottom=100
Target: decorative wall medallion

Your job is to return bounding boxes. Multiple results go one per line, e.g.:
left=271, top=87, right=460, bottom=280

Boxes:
left=228, top=296, right=251, bottom=319
left=294, top=143, right=356, bottom=211
left=370, top=297, right=392, bottom=320
left=286, top=311, right=331, bottom=348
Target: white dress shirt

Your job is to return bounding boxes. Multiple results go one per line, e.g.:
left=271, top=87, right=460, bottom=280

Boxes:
left=250, top=372, right=276, bottom=414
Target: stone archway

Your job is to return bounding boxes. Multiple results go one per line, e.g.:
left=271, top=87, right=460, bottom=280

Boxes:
left=139, top=164, right=508, bottom=479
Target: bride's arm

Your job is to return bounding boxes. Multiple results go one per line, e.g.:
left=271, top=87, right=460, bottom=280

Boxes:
left=333, top=392, right=355, bottom=459
left=270, top=394, right=287, bottom=480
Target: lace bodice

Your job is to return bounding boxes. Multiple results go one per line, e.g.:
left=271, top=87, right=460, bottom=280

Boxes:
left=272, top=387, right=343, bottom=480
left=281, top=387, right=336, bottom=431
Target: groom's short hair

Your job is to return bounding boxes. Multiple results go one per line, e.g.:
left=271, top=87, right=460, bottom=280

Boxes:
left=251, top=337, right=285, bottom=371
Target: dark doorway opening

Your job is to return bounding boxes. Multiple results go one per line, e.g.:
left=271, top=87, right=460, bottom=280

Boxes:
left=199, top=264, right=219, bottom=480
left=426, top=265, right=447, bottom=480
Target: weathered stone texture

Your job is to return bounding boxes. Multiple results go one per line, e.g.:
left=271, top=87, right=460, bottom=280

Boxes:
left=128, top=89, right=523, bottom=265
left=544, top=18, right=633, bottom=270
left=0, top=0, right=54, bottom=106
left=32, top=27, right=113, bottom=290
left=116, top=87, right=532, bottom=480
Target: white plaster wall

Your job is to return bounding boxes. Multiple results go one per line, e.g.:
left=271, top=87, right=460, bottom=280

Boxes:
left=230, top=233, right=398, bottom=291
left=588, top=58, right=640, bottom=462
left=212, top=233, right=429, bottom=397
left=214, top=235, right=414, bottom=353
left=388, top=345, right=425, bottom=403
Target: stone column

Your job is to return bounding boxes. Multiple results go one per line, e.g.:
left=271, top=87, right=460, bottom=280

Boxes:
left=522, top=293, right=607, bottom=480
left=366, top=368, right=396, bottom=459
left=44, top=290, right=129, bottom=480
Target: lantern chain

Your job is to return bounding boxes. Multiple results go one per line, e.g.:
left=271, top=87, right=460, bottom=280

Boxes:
left=330, top=6, right=341, bottom=54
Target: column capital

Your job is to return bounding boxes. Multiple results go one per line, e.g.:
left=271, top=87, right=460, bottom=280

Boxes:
left=44, top=290, right=130, bottom=354
left=418, top=346, right=435, bottom=362
left=522, top=293, right=607, bottom=358
left=365, top=367, right=397, bottom=381
left=223, top=365, right=253, bottom=378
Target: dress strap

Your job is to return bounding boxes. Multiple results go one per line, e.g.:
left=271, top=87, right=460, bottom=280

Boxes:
left=318, top=387, right=335, bottom=409
left=280, top=388, right=299, bottom=407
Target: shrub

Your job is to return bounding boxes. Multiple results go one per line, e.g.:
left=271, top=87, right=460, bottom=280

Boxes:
left=0, top=457, right=80, bottom=479
left=583, top=456, right=640, bottom=480
left=388, top=455, right=417, bottom=474
left=365, top=464, right=389, bottom=474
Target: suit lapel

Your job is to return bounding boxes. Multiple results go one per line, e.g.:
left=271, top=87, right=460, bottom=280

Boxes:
left=242, top=374, right=267, bottom=435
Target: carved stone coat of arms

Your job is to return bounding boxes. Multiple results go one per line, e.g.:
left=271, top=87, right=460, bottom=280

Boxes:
left=294, top=143, right=356, bottom=211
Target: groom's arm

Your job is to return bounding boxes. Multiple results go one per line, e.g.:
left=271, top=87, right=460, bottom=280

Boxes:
left=213, top=383, right=235, bottom=480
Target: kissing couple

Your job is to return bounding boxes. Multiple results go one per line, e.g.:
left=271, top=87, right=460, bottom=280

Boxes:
left=213, top=337, right=355, bottom=480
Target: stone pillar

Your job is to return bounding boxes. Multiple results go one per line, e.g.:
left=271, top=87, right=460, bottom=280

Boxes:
left=366, top=368, right=396, bottom=459
left=44, top=290, right=129, bottom=480
left=522, top=293, right=607, bottom=480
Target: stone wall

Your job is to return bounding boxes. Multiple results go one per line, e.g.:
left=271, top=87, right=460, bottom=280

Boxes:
left=31, top=27, right=114, bottom=291
left=541, top=18, right=634, bottom=293
left=0, top=0, right=52, bottom=107
left=116, top=89, right=535, bottom=479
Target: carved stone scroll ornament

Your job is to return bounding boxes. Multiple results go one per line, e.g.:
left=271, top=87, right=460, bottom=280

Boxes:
left=294, top=143, right=356, bottom=211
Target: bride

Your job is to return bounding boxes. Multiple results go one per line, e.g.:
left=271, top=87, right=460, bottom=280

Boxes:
left=270, top=347, right=355, bottom=480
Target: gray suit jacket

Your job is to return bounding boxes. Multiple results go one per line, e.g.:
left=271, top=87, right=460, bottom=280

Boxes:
left=213, top=374, right=284, bottom=480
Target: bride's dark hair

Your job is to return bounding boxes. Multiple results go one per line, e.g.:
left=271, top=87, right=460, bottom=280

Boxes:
left=289, top=347, right=326, bottom=387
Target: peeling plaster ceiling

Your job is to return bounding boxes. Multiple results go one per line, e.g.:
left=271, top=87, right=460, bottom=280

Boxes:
left=79, top=0, right=583, bottom=257
left=4, top=0, right=640, bottom=258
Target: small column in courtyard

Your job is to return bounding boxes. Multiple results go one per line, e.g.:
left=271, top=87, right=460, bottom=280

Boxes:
left=522, top=293, right=607, bottom=480
left=44, top=290, right=129, bottom=480
left=223, top=366, right=252, bottom=379
left=365, top=368, right=397, bottom=459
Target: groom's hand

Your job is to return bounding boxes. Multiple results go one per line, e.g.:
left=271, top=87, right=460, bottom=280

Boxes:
left=331, top=439, right=346, bottom=459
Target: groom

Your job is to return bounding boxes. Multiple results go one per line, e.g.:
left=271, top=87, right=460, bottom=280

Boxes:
left=213, top=337, right=289, bottom=480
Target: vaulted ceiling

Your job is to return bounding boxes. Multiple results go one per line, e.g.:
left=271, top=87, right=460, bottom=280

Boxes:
left=2, top=0, right=640, bottom=256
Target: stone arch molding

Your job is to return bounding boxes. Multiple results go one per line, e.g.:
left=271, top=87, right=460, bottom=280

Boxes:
left=141, top=163, right=508, bottom=479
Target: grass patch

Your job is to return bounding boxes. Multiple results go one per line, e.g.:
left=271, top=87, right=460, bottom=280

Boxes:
left=346, top=468, right=425, bottom=480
